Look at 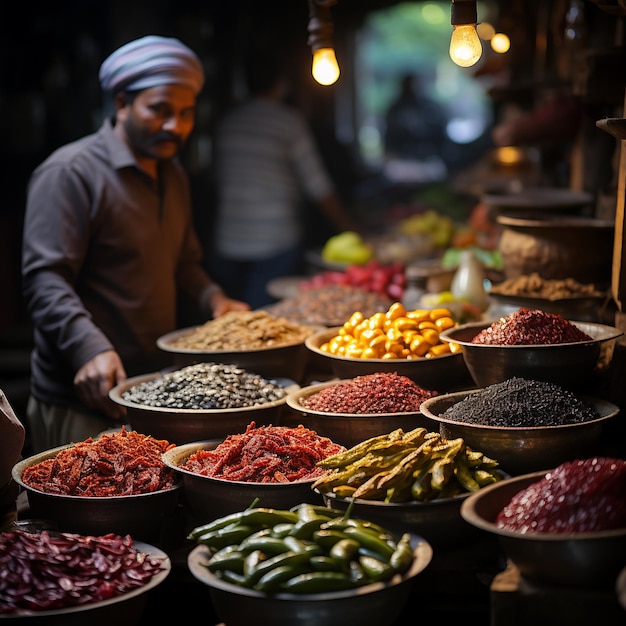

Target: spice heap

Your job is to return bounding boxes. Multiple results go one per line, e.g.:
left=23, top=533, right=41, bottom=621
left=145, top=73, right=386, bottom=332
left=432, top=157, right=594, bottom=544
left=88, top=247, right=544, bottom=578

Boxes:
left=20, top=427, right=176, bottom=496
left=496, top=457, right=626, bottom=533
left=489, top=273, right=604, bottom=300
left=166, top=310, right=313, bottom=351
left=300, top=372, right=437, bottom=414
left=181, top=422, right=345, bottom=483
left=121, top=362, right=288, bottom=410
left=471, top=308, right=593, bottom=345
left=441, top=377, right=599, bottom=427
left=0, top=530, right=165, bottom=613
left=265, top=284, right=392, bottom=326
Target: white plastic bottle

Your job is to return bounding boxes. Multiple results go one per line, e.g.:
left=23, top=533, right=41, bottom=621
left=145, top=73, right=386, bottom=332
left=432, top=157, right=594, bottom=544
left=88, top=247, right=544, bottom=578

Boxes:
left=450, top=249, right=488, bottom=312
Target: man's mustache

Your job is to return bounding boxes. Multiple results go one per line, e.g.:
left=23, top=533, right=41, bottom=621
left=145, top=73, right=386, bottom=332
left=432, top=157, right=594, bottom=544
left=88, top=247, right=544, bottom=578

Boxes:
left=149, top=133, right=183, bottom=149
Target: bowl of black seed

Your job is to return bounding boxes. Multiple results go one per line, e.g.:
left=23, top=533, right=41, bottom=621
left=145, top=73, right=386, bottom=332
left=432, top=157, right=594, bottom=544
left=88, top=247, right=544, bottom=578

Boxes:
left=438, top=309, right=623, bottom=392
left=419, top=377, right=620, bottom=475
left=109, top=362, right=299, bottom=445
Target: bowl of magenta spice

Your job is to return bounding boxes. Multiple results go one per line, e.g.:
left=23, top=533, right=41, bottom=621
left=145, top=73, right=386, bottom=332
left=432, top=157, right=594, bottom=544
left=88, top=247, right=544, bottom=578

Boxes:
left=438, top=308, right=623, bottom=391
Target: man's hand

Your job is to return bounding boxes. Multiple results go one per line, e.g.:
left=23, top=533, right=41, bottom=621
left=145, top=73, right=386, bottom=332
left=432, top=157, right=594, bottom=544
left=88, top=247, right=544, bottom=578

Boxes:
left=73, top=350, right=127, bottom=421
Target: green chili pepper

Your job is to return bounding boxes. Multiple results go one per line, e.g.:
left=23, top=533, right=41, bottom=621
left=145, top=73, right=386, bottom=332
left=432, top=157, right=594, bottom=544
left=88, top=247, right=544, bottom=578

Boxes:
left=280, top=571, right=357, bottom=593
left=238, top=535, right=291, bottom=555
left=253, top=563, right=311, bottom=593
left=247, top=550, right=311, bottom=585
left=341, top=525, right=395, bottom=561
left=358, top=555, right=395, bottom=582
left=196, top=524, right=258, bottom=551
left=389, top=533, right=413, bottom=573
left=329, top=538, right=360, bottom=562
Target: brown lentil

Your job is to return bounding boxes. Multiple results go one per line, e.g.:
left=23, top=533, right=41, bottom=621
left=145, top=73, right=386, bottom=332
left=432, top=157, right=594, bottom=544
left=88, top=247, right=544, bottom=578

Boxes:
left=265, top=284, right=392, bottom=326
left=471, top=308, right=593, bottom=345
left=121, top=362, right=288, bottom=409
left=301, top=372, right=437, bottom=414
left=441, top=377, right=599, bottom=427
left=490, top=273, right=604, bottom=300
left=167, top=310, right=313, bottom=351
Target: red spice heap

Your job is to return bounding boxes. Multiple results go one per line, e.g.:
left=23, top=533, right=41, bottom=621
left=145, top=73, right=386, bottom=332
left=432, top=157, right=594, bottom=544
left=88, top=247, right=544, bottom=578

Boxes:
left=182, top=421, right=345, bottom=483
left=471, top=308, right=593, bottom=345
left=0, top=530, right=165, bottom=614
left=495, top=457, right=626, bottom=533
left=20, top=427, right=177, bottom=496
left=301, top=372, right=437, bottom=414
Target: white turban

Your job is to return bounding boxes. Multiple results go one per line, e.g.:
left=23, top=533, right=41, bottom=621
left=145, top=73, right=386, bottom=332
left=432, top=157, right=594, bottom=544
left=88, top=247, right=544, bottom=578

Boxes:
left=99, top=35, right=205, bottom=95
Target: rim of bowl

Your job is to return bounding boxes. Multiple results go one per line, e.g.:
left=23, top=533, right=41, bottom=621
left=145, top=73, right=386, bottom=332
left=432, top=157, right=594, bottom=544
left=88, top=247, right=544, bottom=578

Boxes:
left=460, top=470, right=626, bottom=541
left=156, top=324, right=319, bottom=354
left=305, top=327, right=463, bottom=364
left=317, top=489, right=471, bottom=509
left=285, top=379, right=432, bottom=418
left=187, top=536, right=432, bottom=600
left=12, top=443, right=183, bottom=500
left=109, top=372, right=299, bottom=414
left=419, top=390, right=620, bottom=432
left=162, top=441, right=319, bottom=487
left=439, top=320, right=623, bottom=348
left=2, top=541, right=170, bottom=618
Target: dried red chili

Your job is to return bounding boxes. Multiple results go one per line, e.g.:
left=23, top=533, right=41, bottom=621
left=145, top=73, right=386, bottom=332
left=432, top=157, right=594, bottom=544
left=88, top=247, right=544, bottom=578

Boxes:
left=20, top=427, right=177, bottom=496
left=0, top=530, right=165, bottom=614
left=182, top=421, right=345, bottom=483
left=495, top=457, right=626, bottom=533
left=471, top=308, right=593, bottom=345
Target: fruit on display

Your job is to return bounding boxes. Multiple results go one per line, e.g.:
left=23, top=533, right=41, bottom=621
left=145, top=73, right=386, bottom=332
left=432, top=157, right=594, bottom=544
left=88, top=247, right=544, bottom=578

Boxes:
left=321, top=231, right=373, bottom=266
left=395, top=209, right=455, bottom=249
left=300, top=260, right=407, bottom=301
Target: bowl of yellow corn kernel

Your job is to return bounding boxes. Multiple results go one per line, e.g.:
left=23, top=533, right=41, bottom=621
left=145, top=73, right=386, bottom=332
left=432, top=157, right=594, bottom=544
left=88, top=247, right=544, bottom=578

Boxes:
left=304, top=303, right=472, bottom=393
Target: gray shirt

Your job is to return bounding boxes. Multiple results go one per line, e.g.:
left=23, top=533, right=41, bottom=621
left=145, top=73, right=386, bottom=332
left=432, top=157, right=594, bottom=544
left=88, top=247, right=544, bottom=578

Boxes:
left=22, top=118, right=214, bottom=407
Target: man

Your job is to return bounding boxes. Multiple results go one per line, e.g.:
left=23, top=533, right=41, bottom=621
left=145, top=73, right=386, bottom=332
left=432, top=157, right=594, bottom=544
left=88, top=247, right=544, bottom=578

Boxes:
left=22, top=35, right=249, bottom=452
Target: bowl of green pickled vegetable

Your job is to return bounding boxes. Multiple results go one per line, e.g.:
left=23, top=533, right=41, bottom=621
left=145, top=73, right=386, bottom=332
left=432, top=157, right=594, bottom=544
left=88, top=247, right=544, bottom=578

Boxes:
left=186, top=502, right=433, bottom=626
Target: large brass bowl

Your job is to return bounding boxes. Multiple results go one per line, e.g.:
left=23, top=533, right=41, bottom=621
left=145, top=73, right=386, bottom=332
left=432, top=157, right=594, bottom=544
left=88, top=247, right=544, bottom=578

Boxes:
left=460, top=471, right=626, bottom=588
left=420, top=391, right=620, bottom=476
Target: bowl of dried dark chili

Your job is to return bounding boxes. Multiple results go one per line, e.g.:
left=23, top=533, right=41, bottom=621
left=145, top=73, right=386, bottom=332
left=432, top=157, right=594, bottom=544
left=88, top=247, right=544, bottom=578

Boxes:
left=285, top=374, right=439, bottom=448
left=439, top=309, right=623, bottom=392
left=162, top=422, right=346, bottom=525
left=11, top=428, right=182, bottom=544
left=419, top=379, right=620, bottom=475
left=0, top=530, right=170, bottom=624
left=460, top=457, right=626, bottom=588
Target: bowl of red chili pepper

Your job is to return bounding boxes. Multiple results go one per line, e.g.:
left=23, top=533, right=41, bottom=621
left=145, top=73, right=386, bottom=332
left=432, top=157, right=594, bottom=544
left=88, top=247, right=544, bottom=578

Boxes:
left=11, top=429, right=182, bottom=544
left=161, top=423, right=346, bottom=525
left=460, top=457, right=626, bottom=588
left=438, top=309, right=623, bottom=392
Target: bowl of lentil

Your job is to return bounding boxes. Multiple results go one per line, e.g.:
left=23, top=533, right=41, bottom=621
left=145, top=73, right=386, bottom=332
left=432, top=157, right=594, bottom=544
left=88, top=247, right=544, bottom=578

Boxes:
left=11, top=429, right=182, bottom=544
left=0, top=531, right=171, bottom=624
left=438, top=309, right=623, bottom=391
left=284, top=374, right=439, bottom=448
left=460, top=457, right=626, bottom=588
left=109, top=362, right=299, bottom=445
left=303, top=304, right=472, bottom=393
left=419, top=379, right=620, bottom=475
left=161, top=423, right=346, bottom=524
left=156, top=310, right=319, bottom=384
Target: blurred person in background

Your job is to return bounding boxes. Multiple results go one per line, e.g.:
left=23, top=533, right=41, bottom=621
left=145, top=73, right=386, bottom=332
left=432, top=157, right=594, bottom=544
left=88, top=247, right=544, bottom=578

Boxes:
left=22, top=35, right=249, bottom=454
left=209, top=48, right=359, bottom=309
left=0, top=391, right=25, bottom=530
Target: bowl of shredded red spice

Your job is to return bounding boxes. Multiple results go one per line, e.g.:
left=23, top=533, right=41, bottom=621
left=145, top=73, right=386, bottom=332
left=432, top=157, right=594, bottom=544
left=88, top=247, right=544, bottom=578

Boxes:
left=460, top=457, right=626, bottom=588
left=439, top=309, right=623, bottom=391
left=162, top=422, right=346, bottom=523
left=285, top=373, right=439, bottom=448
left=12, top=428, right=181, bottom=542
left=0, top=529, right=170, bottom=623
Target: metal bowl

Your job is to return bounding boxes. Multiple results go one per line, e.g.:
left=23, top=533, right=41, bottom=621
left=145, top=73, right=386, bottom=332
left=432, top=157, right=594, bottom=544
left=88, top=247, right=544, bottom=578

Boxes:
left=438, top=320, right=623, bottom=391
left=304, top=327, right=471, bottom=393
left=0, top=541, right=170, bottom=625
left=187, top=534, right=432, bottom=626
left=460, top=471, right=626, bottom=588
left=317, top=490, right=477, bottom=550
left=12, top=445, right=181, bottom=544
left=285, top=380, right=432, bottom=448
left=109, top=372, right=299, bottom=446
left=419, top=391, right=620, bottom=476
left=157, top=325, right=317, bottom=384
left=162, top=441, right=324, bottom=525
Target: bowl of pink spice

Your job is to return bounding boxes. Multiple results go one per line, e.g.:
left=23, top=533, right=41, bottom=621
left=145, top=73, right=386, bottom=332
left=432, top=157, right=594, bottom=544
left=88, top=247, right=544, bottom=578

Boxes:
left=438, top=308, right=623, bottom=391
left=285, top=372, right=440, bottom=448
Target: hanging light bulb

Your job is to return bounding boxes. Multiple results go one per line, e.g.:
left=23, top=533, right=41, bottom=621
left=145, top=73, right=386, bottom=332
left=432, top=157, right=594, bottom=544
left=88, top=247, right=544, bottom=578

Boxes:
left=449, top=1, right=482, bottom=68
left=307, top=0, right=340, bottom=86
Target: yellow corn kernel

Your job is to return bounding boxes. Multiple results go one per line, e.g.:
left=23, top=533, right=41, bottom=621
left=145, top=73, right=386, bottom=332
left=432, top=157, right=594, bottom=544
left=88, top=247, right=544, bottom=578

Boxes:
left=369, top=334, right=387, bottom=350
left=386, top=301, right=407, bottom=320
left=406, top=309, right=431, bottom=323
left=345, top=344, right=364, bottom=359
left=449, top=342, right=463, bottom=353
left=346, top=311, right=364, bottom=328
left=393, top=317, right=419, bottom=333
left=361, top=346, right=379, bottom=359
left=381, top=351, right=400, bottom=360
left=428, top=343, right=452, bottom=357
left=410, top=335, right=430, bottom=357
left=421, top=328, right=441, bottom=346
left=429, top=307, right=454, bottom=321
left=368, top=312, right=386, bottom=331
left=417, top=321, right=438, bottom=331
left=435, top=316, right=456, bottom=331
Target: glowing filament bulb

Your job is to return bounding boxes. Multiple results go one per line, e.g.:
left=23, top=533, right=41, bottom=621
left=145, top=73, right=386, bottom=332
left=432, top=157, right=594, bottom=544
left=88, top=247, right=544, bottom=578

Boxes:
left=449, top=23, right=482, bottom=67
left=312, top=48, right=340, bottom=85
